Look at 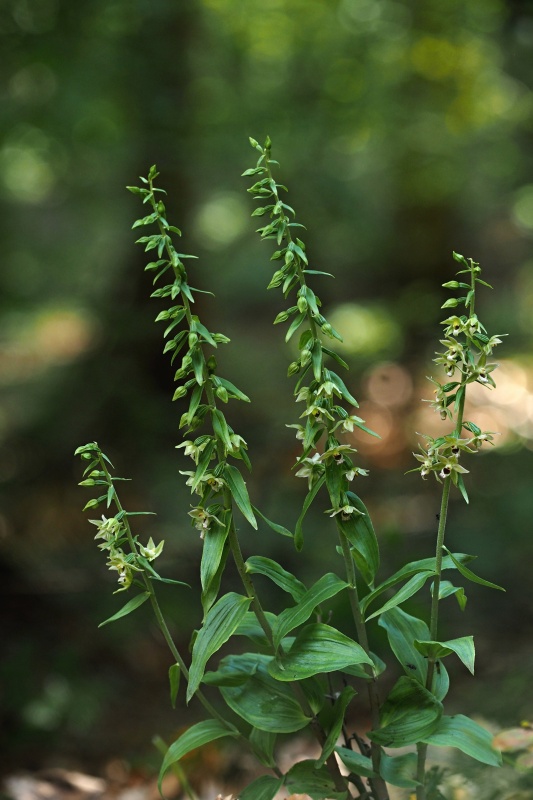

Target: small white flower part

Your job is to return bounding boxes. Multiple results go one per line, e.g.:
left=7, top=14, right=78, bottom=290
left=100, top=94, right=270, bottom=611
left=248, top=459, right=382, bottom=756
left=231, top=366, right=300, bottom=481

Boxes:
left=439, top=464, right=452, bottom=479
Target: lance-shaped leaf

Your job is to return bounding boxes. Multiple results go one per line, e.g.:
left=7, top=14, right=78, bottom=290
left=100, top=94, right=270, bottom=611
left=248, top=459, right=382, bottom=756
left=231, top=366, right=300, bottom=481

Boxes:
left=216, top=653, right=312, bottom=733
left=379, top=608, right=449, bottom=701
left=341, top=491, right=380, bottom=587
left=274, top=573, right=348, bottom=647
left=216, top=376, right=250, bottom=402
left=245, top=555, right=306, bottom=601
left=361, top=552, right=475, bottom=613
left=368, top=676, right=443, bottom=747
left=239, top=776, right=284, bottom=800
left=98, top=592, right=150, bottom=628
left=379, top=751, right=419, bottom=789
left=187, top=592, right=252, bottom=702
left=268, top=624, right=371, bottom=681
left=437, top=579, right=467, bottom=611
left=334, top=747, right=375, bottom=779
left=249, top=728, right=277, bottom=768
left=285, top=760, right=347, bottom=800
left=414, top=636, right=475, bottom=675
left=252, top=505, right=293, bottom=539
left=294, top=474, right=326, bottom=551
left=200, top=514, right=230, bottom=614
left=443, top=547, right=505, bottom=592
left=168, top=663, right=180, bottom=709
left=234, top=611, right=278, bottom=648
left=212, top=408, right=233, bottom=452
left=423, top=714, right=502, bottom=767
left=315, top=686, right=357, bottom=768
left=158, top=720, right=237, bottom=793
left=224, top=464, right=258, bottom=529
left=365, top=571, right=436, bottom=621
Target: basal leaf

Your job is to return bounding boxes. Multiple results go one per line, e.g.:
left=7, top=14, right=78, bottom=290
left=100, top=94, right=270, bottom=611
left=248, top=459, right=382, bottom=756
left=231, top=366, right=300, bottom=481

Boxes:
left=379, top=751, right=419, bottom=789
left=158, top=720, right=237, bottom=793
left=334, top=747, right=374, bottom=778
left=249, top=728, right=277, bottom=768
left=316, top=686, right=357, bottom=768
left=285, top=759, right=347, bottom=800
left=423, top=714, right=502, bottom=767
left=234, top=611, right=278, bottom=648
left=187, top=592, right=252, bottom=702
left=368, top=676, right=442, bottom=747
left=217, top=653, right=311, bottom=733
left=239, top=775, right=284, bottom=800
left=268, top=623, right=371, bottom=681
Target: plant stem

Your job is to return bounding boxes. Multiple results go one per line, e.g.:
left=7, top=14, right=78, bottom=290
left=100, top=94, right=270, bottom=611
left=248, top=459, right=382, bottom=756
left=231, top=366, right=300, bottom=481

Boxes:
left=338, top=527, right=389, bottom=800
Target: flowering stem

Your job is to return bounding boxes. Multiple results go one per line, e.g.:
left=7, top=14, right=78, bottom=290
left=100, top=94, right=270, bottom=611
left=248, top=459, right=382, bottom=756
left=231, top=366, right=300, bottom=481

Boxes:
left=338, top=525, right=389, bottom=800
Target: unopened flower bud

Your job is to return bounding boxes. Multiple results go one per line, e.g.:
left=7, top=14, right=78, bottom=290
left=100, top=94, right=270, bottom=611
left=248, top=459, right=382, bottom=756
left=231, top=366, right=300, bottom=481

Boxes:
left=215, top=386, right=229, bottom=402
left=297, top=296, right=308, bottom=314
left=300, top=348, right=312, bottom=366
left=287, top=361, right=301, bottom=376
left=157, top=201, right=166, bottom=214
left=172, top=386, right=187, bottom=401
left=268, top=270, right=285, bottom=288
left=321, top=322, right=333, bottom=337
left=274, top=310, right=290, bottom=324
left=188, top=332, right=198, bottom=348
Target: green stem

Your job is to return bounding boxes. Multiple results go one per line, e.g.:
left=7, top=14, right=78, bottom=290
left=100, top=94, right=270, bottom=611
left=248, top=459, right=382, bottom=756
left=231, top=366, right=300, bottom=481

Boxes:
left=338, top=527, right=389, bottom=800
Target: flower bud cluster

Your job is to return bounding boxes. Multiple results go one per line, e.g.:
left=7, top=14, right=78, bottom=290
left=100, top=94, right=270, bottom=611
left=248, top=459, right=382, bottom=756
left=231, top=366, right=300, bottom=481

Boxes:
left=414, top=253, right=503, bottom=493
left=245, top=139, right=378, bottom=519
left=129, top=168, right=257, bottom=539
left=75, top=442, right=164, bottom=592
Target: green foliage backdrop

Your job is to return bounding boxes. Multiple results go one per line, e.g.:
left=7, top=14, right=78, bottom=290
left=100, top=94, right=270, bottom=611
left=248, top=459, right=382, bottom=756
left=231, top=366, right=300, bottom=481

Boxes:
left=1, top=0, right=533, bottom=776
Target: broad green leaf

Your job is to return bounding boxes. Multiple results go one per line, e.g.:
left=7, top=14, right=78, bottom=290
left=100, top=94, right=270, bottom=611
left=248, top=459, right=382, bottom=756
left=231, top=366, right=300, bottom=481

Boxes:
left=368, top=676, right=443, bottom=747
left=224, top=464, right=258, bottom=529
left=245, top=556, right=306, bottom=601
left=340, top=492, right=380, bottom=586
left=98, top=592, right=150, bottom=628
left=414, top=636, right=475, bottom=675
left=443, top=547, right=505, bottom=592
left=249, top=728, right=277, bottom=768
left=239, top=776, right=284, bottom=800
left=274, top=573, right=348, bottom=647
left=234, top=611, right=278, bottom=648
left=168, top=663, right=180, bottom=708
left=361, top=552, right=474, bottom=612
left=294, top=474, right=326, bottom=551
left=423, top=714, right=502, bottom=767
left=316, top=686, right=357, bottom=768
left=379, top=751, right=419, bottom=789
left=158, top=720, right=237, bottom=792
left=200, top=515, right=230, bottom=609
left=285, top=760, right=347, bottom=800
left=342, top=651, right=386, bottom=679
left=365, top=571, right=436, bottom=621
left=252, top=505, right=293, bottom=539
left=335, top=747, right=374, bottom=778
left=187, top=592, right=252, bottom=701
left=379, top=608, right=449, bottom=701
left=268, top=624, right=371, bottom=681
left=217, top=653, right=312, bottom=733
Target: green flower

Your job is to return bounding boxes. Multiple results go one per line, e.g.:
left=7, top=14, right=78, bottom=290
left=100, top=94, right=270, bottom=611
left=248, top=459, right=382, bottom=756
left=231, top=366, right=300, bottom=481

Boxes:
left=295, top=452, right=323, bottom=489
left=139, top=537, right=164, bottom=562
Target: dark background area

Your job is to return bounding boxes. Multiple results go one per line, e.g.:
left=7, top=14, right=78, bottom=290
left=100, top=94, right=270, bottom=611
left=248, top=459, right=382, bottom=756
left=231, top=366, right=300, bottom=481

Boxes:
left=1, top=0, right=533, bottom=780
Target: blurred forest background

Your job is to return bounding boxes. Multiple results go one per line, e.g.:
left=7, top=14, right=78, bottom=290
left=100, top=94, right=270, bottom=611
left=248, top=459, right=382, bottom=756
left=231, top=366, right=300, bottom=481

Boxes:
left=2, top=0, right=533, bottom=783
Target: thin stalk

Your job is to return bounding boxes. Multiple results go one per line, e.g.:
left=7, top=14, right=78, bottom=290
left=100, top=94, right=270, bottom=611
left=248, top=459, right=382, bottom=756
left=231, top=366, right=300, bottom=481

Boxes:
left=416, top=265, right=475, bottom=799
left=338, top=527, right=389, bottom=800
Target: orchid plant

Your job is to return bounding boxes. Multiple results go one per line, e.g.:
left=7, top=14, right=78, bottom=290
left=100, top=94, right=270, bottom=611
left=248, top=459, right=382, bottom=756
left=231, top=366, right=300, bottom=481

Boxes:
left=76, top=138, right=507, bottom=800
